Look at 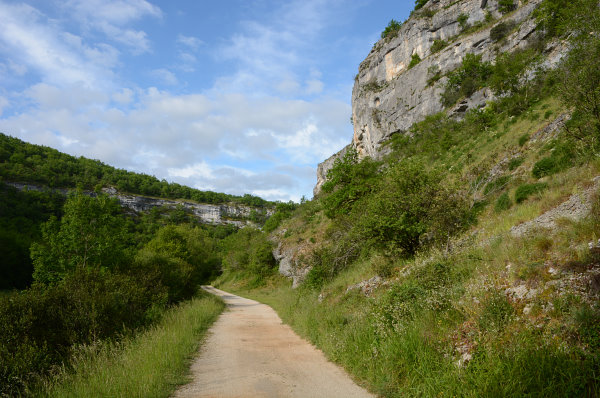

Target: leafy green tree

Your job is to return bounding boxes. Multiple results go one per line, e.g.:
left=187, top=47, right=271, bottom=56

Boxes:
left=134, top=224, right=220, bottom=303
left=414, top=0, right=429, bottom=10
left=355, top=160, right=470, bottom=257
left=31, top=192, right=128, bottom=284
left=381, top=19, right=402, bottom=39
left=321, top=148, right=379, bottom=218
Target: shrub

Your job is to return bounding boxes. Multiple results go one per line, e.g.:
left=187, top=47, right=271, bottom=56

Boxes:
left=408, top=53, right=422, bottom=69
left=321, top=148, right=379, bottom=218
left=498, top=0, right=516, bottom=14
left=430, top=39, right=448, bottom=53
left=457, top=13, right=469, bottom=30
left=355, top=160, right=471, bottom=257
left=0, top=269, right=156, bottom=396
left=518, top=133, right=530, bottom=146
left=414, top=0, right=429, bottom=10
left=220, top=228, right=276, bottom=280
left=381, top=19, right=402, bottom=39
left=134, top=225, right=219, bottom=303
left=514, top=182, right=548, bottom=203
left=495, top=192, right=512, bottom=212
left=427, top=65, right=442, bottom=86
left=508, top=157, right=524, bottom=171
left=263, top=201, right=298, bottom=232
left=490, top=21, right=515, bottom=42
left=531, top=142, right=574, bottom=178
left=442, top=54, right=492, bottom=107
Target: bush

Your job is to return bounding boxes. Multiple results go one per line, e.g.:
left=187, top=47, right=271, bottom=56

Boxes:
left=355, top=160, right=471, bottom=257
left=531, top=142, right=574, bottom=178
left=518, top=133, right=530, bottom=146
left=514, top=183, right=548, bottom=203
left=458, top=13, right=469, bottom=30
left=442, top=54, right=493, bottom=107
left=498, top=0, right=516, bottom=14
left=508, top=157, right=524, bottom=171
left=134, top=225, right=220, bottom=303
left=0, top=269, right=157, bottom=396
left=263, top=201, right=298, bottom=233
left=414, top=0, right=429, bottom=10
left=490, top=21, right=515, bottom=42
left=381, top=19, right=402, bottom=39
left=430, top=39, right=448, bottom=53
left=495, top=192, right=513, bottom=212
left=321, top=148, right=379, bottom=218
left=408, top=53, right=422, bottom=69
left=220, top=228, right=275, bottom=280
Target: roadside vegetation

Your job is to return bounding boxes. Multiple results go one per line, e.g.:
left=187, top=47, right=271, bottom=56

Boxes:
left=36, top=293, right=223, bottom=398
left=2, top=0, right=600, bottom=396
left=215, top=0, right=600, bottom=396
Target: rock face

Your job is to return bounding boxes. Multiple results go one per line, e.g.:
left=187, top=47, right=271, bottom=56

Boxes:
left=352, top=0, right=544, bottom=159
left=313, top=144, right=351, bottom=197
left=8, top=182, right=270, bottom=226
left=313, top=0, right=568, bottom=195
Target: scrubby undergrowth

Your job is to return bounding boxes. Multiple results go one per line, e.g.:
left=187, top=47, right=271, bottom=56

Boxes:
left=215, top=1, right=600, bottom=395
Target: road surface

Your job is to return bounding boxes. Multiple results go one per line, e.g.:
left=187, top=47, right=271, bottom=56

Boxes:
left=173, top=286, right=374, bottom=398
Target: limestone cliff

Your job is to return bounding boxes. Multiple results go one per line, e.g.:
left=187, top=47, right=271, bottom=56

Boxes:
left=8, top=182, right=271, bottom=227
left=314, top=0, right=567, bottom=195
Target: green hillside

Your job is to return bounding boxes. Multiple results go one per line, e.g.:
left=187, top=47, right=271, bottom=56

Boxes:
left=213, top=0, right=600, bottom=396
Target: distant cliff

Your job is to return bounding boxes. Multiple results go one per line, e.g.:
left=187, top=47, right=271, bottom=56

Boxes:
left=314, top=0, right=567, bottom=194
left=7, top=183, right=272, bottom=227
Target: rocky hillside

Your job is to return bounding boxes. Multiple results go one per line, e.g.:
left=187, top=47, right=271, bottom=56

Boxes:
left=7, top=182, right=270, bottom=227
left=315, top=0, right=567, bottom=194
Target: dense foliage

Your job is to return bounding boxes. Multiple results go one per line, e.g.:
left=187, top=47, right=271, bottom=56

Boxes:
left=0, top=189, right=259, bottom=395
left=0, top=133, right=269, bottom=207
left=0, top=183, right=64, bottom=289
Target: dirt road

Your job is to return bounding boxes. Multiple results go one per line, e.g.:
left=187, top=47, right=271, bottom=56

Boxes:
left=173, top=286, right=374, bottom=398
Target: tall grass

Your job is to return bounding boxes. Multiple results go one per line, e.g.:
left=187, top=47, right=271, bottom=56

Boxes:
left=36, top=292, right=224, bottom=398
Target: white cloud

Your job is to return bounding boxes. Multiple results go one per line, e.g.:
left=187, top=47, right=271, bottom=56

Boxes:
left=0, top=97, right=9, bottom=116
left=305, top=79, right=324, bottom=95
left=168, top=162, right=214, bottom=179
left=177, top=35, right=203, bottom=50
left=0, top=2, right=117, bottom=88
left=63, top=0, right=162, bottom=54
left=0, top=82, right=350, bottom=200
left=150, top=69, right=179, bottom=85
left=112, top=88, right=134, bottom=104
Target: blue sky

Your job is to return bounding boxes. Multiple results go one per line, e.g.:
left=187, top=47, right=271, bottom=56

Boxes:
left=0, top=0, right=413, bottom=202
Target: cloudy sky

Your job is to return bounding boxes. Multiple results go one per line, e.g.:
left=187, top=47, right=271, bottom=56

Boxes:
left=0, top=0, right=412, bottom=202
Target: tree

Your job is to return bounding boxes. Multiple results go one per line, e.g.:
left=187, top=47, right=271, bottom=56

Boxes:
left=321, top=148, right=379, bottom=218
left=31, top=192, right=128, bottom=284
left=355, top=160, right=470, bottom=258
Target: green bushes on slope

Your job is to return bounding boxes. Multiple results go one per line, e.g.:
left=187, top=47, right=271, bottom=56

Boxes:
left=0, top=192, right=225, bottom=396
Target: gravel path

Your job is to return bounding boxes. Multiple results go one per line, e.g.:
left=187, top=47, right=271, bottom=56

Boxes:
left=172, top=286, right=374, bottom=398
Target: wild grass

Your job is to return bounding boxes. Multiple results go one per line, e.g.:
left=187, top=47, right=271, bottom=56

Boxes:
left=36, top=291, right=224, bottom=398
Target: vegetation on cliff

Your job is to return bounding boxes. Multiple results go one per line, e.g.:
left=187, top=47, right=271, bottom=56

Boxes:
left=215, top=0, right=600, bottom=396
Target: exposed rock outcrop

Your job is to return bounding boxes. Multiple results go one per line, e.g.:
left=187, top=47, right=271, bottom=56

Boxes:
left=313, top=144, right=351, bottom=197
left=313, top=0, right=569, bottom=195
left=510, top=177, right=600, bottom=237
left=7, top=182, right=270, bottom=226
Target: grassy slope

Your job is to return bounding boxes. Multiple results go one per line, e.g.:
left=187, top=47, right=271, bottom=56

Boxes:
left=216, top=95, right=600, bottom=397
left=36, top=292, right=224, bottom=398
